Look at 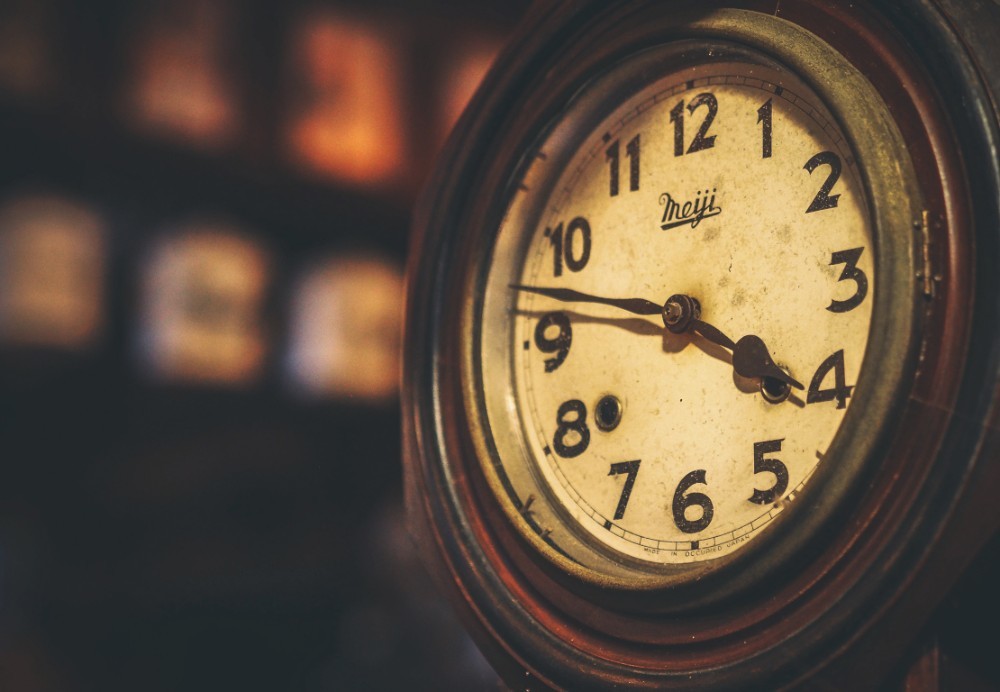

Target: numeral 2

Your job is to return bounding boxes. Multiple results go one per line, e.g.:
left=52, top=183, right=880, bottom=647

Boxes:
left=804, top=151, right=842, bottom=213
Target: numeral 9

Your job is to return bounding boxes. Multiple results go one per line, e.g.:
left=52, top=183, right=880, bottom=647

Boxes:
left=534, top=312, right=572, bottom=372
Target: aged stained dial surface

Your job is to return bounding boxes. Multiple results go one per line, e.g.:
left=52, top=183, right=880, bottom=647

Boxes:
left=480, top=61, right=873, bottom=565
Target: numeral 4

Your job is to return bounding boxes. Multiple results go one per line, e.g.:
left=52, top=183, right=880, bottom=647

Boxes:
left=807, top=350, right=854, bottom=409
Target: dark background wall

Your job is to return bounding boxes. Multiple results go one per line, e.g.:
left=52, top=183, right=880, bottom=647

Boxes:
left=0, top=1, right=528, bottom=689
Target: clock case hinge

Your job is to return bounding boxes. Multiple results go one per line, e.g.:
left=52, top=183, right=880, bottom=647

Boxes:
left=915, top=210, right=942, bottom=299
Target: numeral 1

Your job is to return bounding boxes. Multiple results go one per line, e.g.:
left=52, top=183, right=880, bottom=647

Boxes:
left=670, top=100, right=685, bottom=157
left=757, top=98, right=773, bottom=159
left=606, top=140, right=619, bottom=196
left=626, top=135, right=640, bottom=192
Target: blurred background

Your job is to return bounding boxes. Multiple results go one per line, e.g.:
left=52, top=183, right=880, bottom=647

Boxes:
left=0, top=0, right=528, bottom=689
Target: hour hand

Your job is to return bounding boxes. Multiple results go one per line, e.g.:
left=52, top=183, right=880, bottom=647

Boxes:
left=732, top=335, right=804, bottom=390
left=509, top=284, right=662, bottom=316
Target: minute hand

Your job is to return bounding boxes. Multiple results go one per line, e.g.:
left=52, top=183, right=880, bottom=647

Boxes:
left=689, top=318, right=737, bottom=351
left=509, top=284, right=662, bottom=316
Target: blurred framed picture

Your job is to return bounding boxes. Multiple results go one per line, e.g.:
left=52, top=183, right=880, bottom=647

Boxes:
left=285, top=254, right=402, bottom=402
left=137, top=223, right=270, bottom=385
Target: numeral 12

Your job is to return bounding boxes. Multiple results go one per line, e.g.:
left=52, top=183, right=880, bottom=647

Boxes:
left=670, top=92, right=718, bottom=156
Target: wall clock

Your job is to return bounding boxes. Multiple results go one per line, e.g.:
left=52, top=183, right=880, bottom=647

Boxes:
left=403, top=1, right=1000, bottom=688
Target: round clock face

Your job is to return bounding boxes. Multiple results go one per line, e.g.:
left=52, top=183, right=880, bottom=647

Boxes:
left=479, top=59, right=873, bottom=566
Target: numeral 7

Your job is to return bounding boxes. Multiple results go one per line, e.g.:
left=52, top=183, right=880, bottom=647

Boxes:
left=608, top=460, right=641, bottom=520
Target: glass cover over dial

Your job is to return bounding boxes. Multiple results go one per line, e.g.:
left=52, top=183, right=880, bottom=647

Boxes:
left=479, top=58, right=874, bottom=567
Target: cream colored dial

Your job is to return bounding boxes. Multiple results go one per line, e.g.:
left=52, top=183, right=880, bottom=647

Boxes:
left=480, top=62, right=872, bottom=565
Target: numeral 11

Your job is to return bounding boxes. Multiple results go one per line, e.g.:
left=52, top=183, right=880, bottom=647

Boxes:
left=606, top=134, right=640, bottom=196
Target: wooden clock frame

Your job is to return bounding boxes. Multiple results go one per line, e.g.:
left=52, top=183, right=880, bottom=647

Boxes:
left=404, top=0, right=1000, bottom=688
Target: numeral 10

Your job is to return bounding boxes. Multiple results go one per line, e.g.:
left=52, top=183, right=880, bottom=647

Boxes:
left=546, top=217, right=592, bottom=277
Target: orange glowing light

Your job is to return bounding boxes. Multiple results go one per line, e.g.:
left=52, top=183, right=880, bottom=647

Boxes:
left=285, top=11, right=406, bottom=185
